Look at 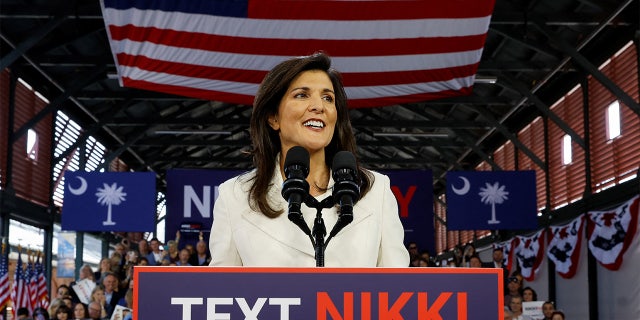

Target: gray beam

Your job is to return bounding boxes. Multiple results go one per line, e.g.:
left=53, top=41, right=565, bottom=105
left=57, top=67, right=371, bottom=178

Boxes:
left=0, top=16, right=67, bottom=70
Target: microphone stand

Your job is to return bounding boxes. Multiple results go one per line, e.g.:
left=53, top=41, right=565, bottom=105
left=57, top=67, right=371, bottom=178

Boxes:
left=304, top=196, right=334, bottom=267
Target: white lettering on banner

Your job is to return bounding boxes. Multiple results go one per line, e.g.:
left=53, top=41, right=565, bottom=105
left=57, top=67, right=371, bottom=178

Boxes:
left=172, top=297, right=204, bottom=320
left=171, top=297, right=302, bottom=320
left=183, top=185, right=211, bottom=218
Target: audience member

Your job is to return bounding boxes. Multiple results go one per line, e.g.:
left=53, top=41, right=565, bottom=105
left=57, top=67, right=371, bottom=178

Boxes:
left=57, top=285, right=71, bottom=299
left=522, top=287, right=538, bottom=302
left=146, top=238, right=164, bottom=266
left=32, top=307, right=50, bottom=320
left=407, top=242, right=419, bottom=262
left=48, top=298, right=65, bottom=319
left=468, top=255, right=483, bottom=268
left=504, top=306, right=514, bottom=320
left=137, top=239, right=150, bottom=258
left=88, top=301, right=107, bottom=320
left=542, top=301, right=555, bottom=320
left=17, top=307, right=30, bottom=319
left=90, top=286, right=108, bottom=319
left=509, top=295, right=532, bottom=320
left=137, top=256, right=149, bottom=266
left=189, top=238, right=211, bottom=266
left=102, top=272, right=125, bottom=318
left=55, top=304, right=73, bottom=320
left=73, top=302, right=89, bottom=320
left=95, top=258, right=111, bottom=282
left=176, top=248, right=192, bottom=266
left=419, top=250, right=436, bottom=267
left=550, top=311, right=565, bottom=320
left=461, top=243, right=476, bottom=267
left=504, top=273, right=524, bottom=307
left=163, top=240, right=180, bottom=263
left=483, top=247, right=510, bottom=293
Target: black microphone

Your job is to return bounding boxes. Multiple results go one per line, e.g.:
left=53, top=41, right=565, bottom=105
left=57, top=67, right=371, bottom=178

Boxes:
left=281, top=146, right=312, bottom=236
left=328, top=151, right=361, bottom=239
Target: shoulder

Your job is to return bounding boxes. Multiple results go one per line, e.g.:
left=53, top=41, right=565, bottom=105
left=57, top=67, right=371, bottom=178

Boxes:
left=218, top=170, right=256, bottom=193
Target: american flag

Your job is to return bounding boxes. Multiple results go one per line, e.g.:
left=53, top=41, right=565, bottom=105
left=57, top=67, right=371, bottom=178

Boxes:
left=27, top=257, right=38, bottom=313
left=10, top=252, right=32, bottom=317
left=0, top=247, right=10, bottom=312
left=35, top=255, right=50, bottom=309
left=100, top=0, right=495, bottom=108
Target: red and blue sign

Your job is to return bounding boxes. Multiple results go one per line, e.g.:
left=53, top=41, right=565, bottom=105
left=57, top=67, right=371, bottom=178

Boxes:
left=134, top=267, right=503, bottom=319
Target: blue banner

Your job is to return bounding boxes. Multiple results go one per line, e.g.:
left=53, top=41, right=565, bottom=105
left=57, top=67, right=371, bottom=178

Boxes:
left=62, top=171, right=156, bottom=231
left=135, top=267, right=503, bottom=319
left=446, top=170, right=538, bottom=230
left=382, top=170, right=435, bottom=255
left=165, top=169, right=244, bottom=246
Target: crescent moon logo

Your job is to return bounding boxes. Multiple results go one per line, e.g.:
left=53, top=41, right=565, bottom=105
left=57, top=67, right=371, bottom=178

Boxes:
left=68, top=176, right=88, bottom=195
left=451, top=176, right=471, bottom=195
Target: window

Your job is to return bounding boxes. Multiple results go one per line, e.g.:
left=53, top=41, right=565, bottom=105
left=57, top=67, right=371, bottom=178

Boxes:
left=562, top=134, right=572, bottom=165
left=606, top=101, right=621, bottom=140
left=27, top=128, right=38, bottom=161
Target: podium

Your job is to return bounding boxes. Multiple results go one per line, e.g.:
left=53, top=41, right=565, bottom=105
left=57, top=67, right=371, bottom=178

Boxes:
left=134, top=266, right=503, bottom=319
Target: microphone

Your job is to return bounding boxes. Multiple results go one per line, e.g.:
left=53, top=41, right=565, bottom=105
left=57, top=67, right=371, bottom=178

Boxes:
left=281, top=146, right=312, bottom=236
left=328, top=151, right=361, bottom=239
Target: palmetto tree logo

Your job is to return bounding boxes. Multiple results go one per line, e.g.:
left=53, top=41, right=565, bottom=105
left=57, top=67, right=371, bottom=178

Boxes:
left=96, top=182, right=127, bottom=226
left=479, top=181, right=509, bottom=224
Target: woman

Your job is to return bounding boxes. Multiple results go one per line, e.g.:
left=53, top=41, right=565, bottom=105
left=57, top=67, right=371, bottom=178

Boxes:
left=55, top=304, right=73, bottom=320
left=72, top=302, right=89, bottom=320
left=89, top=286, right=108, bottom=319
left=550, top=311, right=565, bottom=320
left=209, top=52, right=408, bottom=267
left=522, top=287, right=538, bottom=302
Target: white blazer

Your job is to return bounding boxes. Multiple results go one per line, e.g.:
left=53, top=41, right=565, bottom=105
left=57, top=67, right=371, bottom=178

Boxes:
left=209, top=166, right=409, bottom=267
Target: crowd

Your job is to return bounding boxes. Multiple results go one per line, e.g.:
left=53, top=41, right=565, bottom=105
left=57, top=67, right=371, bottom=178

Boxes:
left=15, top=231, right=210, bottom=320
left=407, top=242, right=566, bottom=320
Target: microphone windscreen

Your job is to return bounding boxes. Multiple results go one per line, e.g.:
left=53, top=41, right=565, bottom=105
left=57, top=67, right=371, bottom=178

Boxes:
left=332, top=151, right=357, bottom=172
left=284, top=146, right=310, bottom=169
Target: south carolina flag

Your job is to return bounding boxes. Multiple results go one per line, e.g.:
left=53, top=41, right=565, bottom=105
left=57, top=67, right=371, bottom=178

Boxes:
left=446, top=171, right=538, bottom=230
left=62, top=171, right=156, bottom=232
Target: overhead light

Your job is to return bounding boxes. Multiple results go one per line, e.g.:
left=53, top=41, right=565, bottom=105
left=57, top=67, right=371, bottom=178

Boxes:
left=474, top=75, right=497, bottom=84
left=372, top=132, right=449, bottom=138
left=153, top=130, right=232, bottom=135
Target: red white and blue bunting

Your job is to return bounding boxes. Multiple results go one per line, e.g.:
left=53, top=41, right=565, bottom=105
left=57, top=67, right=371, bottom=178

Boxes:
left=547, top=215, right=585, bottom=278
left=586, top=195, right=639, bottom=271
left=513, top=229, right=546, bottom=281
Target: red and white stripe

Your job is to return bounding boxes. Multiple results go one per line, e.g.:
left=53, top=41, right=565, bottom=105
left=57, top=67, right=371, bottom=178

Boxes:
left=101, top=0, right=495, bottom=107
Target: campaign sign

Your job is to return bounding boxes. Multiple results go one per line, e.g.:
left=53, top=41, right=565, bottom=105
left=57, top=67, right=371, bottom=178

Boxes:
left=134, top=267, right=503, bottom=319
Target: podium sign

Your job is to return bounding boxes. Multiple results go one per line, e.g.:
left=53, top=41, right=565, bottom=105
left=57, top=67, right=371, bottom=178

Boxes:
left=134, top=267, right=503, bottom=319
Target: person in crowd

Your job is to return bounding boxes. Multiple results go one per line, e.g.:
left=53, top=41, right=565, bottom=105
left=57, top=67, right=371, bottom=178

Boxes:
left=95, top=258, right=111, bottom=282
left=146, top=238, right=164, bottom=266
left=137, top=239, right=150, bottom=258
left=407, top=242, right=419, bottom=262
left=73, top=302, right=89, bottom=320
left=17, top=307, right=30, bottom=319
left=32, top=307, right=50, bottom=320
left=461, top=243, right=476, bottom=267
left=55, top=304, right=73, bottom=320
left=542, top=301, right=555, bottom=320
left=122, top=289, right=134, bottom=320
left=509, top=295, right=533, bottom=320
left=88, top=301, right=107, bottom=320
left=62, top=295, right=74, bottom=309
left=137, top=256, right=149, bottom=265
left=468, top=254, right=483, bottom=268
left=505, top=273, right=524, bottom=307
left=550, top=311, right=565, bottom=320
left=208, top=52, right=409, bottom=267
left=189, top=236, right=211, bottom=266
left=419, top=250, right=436, bottom=267
left=450, top=245, right=464, bottom=267
left=163, top=240, right=180, bottom=264
left=483, top=247, right=510, bottom=292
left=90, top=286, right=108, bottom=319
left=504, top=306, right=514, bottom=320
left=176, top=248, right=192, bottom=266
left=102, top=272, right=125, bottom=318
left=48, top=297, right=65, bottom=319
left=57, top=285, right=71, bottom=299
left=522, top=287, right=538, bottom=302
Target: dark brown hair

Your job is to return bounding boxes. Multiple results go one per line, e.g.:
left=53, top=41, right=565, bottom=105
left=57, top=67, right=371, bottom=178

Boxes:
left=249, top=52, right=372, bottom=218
